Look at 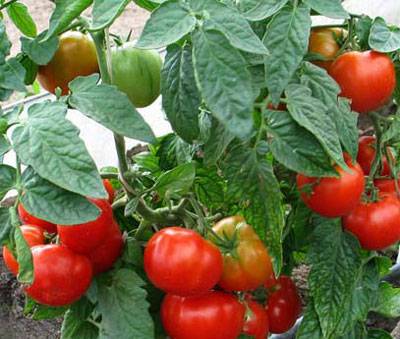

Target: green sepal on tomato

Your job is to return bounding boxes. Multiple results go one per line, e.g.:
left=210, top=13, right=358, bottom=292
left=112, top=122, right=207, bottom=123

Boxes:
left=297, top=154, right=365, bottom=218
left=211, top=216, right=274, bottom=292
left=112, top=43, right=162, bottom=108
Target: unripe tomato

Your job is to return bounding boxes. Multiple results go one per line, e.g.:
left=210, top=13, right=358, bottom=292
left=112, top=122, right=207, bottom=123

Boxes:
left=144, top=227, right=223, bottom=296
left=18, top=203, right=57, bottom=234
left=25, top=244, right=92, bottom=306
left=87, top=221, right=123, bottom=275
left=357, top=136, right=392, bottom=176
left=211, top=216, right=273, bottom=291
left=37, top=31, right=99, bottom=95
left=112, top=43, right=162, bottom=108
left=375, top=178, right=400, bottom=197
left=3, top=225, right=45, bottom=276
left=57, top=199, right=114, bottom=254
left=266, top=276, right=302, bottom=334
left=243, top=300, right=269, bottom=339
left=309, top=27, right=345, bottom=70
left=297, top=155, right=365, bottom=217
left=329, top=51, right=396, bottom=113
left=161, top=291, right=245, bottom=339
left=343, top=195, right=400, bottom=250
left=103, top=179, right=115, bottom=204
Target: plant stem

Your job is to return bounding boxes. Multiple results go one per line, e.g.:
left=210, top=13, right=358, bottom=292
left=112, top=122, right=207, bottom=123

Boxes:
left=384, top=146, right=400, bottom=199
left=0, top=0, right=18, bottom=10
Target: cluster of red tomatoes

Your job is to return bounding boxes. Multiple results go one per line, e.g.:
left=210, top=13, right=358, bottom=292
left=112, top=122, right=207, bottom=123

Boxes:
left=297, top=28, right=400, bottom=251
left=2, top=180, right=123, bottom=306
left=144, top=216, right=301, bottom=339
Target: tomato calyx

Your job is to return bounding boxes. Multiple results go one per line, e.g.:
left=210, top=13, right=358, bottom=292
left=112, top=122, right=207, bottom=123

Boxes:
left=208, top=225, right=241, bottom=258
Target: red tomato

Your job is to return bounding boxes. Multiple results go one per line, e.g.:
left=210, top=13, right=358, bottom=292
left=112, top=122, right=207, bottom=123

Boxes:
left=37, top=31, right=99, bottom=95
left=266, top=276, right=302, bottom=334
left=3, top=225, right=45, bottom=276
left=329, top=51, right=396, bottom=113
left=161, top=291, right=245, bottom=339
left=309, top=27, right=345, bottom=70
left=297, top=155, right=365, bottom=217
left=375, top=178, right=400, bottom=197
left=57, top=199, right=114, bottom=254
left=87, top=221, right=123, bottom=275
left=144, top=227, right=223, bottom=296
left=18, top=203, right=57, bottom=234
left=212, top=216, right=273, bottom=291
left=357, top=136, right=392, bottom=176
left=25, top=244, right=92, bottom=306
left=243, top=300, right=269, bottom=339
left=103, top=179, right=115, bottom=204
left=343, top=195, right=400, bottom=250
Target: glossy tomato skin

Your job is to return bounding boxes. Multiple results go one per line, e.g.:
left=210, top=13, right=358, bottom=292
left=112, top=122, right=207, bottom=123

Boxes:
left=57, top=199, right=114, bottom=254
left=87, top=221, right=123, bottom=275
left=38, top=32, right=98, bottom=95
left=3, top=225, right=45, bottom=276
left=243, top=300, right=269, bottom=339
left=297, top=156, right=365, bottom=217
left=357, top=136, right=391, bottom=176
left=26, top=245, right=92, bottom=306
left=212, top=216, right=273, bottom=291
left=329, top=51, right=396, bottom=113
left=112, top=43, right=162, bottom=108
left=103, top=179, right=115, bottom=204
left=309, top=27, right=345, bottom=70
left=343, top=195, right=400, bottom=250
left=375, top=178, right=400, bottom=197
left=18, top=203, right=57, bottom=233
left=144, top=227, right=223, bottom=296
left=161, top=291, right=245, bottom=339
left=266, top=276, right=302, bottom=334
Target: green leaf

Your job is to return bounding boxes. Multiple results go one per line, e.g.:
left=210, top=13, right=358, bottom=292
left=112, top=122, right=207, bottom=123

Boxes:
left=297, top=300, right=323, bottom=339
left=241, top=0, right=289, bottom=21
left=134, top=0, right=163, bottom=11
left=308, top=217, right=362, bottom=338
left=69, top=75, right=155, bottom=143
left=266, top=109, right=336, bottom=177
left=194, top=166, right=224, bottom=210
left=46, top=0, right=93, bottom=39
left=0, top=135, right=10, bottom=158
left=223, top=143, right=284, bottom=274
left=97, top=269, right=154, bottom=339
left=286, top=84, right=346, bottom=169
left=304, top=0, right=349, bottom=19
left=136, top=0, right=196, bottom=49
left=190, top=0, right=268, bottom=55
left=367, top=328, right=393, bottom=339
left=153, top=162, right=195, bottom=199
left=91, top=0, right=130, bottom=30
left=203, top=117, right=234, bottom=166
left=356, top=16, right=373, bottom=50
left=122, top=238, right=143, bottom=267
left=12, top=101, right=106, bottom=199
left=61, top=297, right=98, bottom=339
left=0, top=57, right=26, bottom=92
left=21, top=31, right=59, bottom=65
left=21, top=167, right=100, bottom=225
left=25, top=299, right=68, bottom=320
left=0, top=20, right=11, bottom=64
left=6, top=2, right=37, bottom=38
left=373, top=282, right=400, bottom=318
left=17, top=53, right=38, bottom=85
left=192, top=29, right=254, bottom=139
left=263, top=4, right=311, bottom=104
left=382, top=114, right=400, bottom=143
left=0, top=207, right=12, bottom=245
left=124, top=197, right=139, bottom=217
left=0, top=164, right=16, bottom=200
left=300, top=62, right=359, bottom=159
left=15, top=225, right=34, bottom=284
left=162, top=44, right=201, bottom=143
left=369, top=17, right=400, bottom=53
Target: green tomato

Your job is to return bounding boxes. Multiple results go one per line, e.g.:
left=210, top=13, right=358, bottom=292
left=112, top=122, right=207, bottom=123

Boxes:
left=111, top=43, right=163, bottom=108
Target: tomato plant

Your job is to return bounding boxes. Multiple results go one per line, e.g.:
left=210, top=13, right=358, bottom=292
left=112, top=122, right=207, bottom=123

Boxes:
left=297, top=155, right=365, bottom=217
left=1, top=1, right=400, bottom=338
left=161, top=291, right=245, bottom=339
left=211, top=216, right=273, bottom=291
left=144, top=227, right=223, bottom=296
